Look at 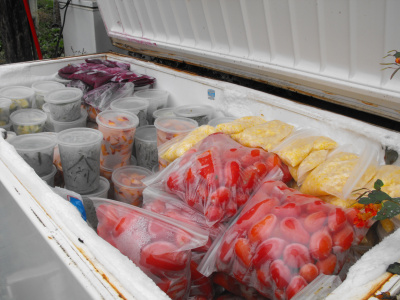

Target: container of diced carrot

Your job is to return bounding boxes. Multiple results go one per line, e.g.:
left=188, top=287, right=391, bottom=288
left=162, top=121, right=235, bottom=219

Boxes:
left=153, top=116, right=198, bottom=147
left=96, top=110, right=139, bottom=170
left=111, top=165, right=153, bottom=206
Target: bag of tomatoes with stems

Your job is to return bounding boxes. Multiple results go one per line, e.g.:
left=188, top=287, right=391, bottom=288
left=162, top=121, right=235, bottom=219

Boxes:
left=143, top=132, right=292, bottom=227
left=92, top=197, right=209, bottom=300
left=197, top=180, right=377, bottom=300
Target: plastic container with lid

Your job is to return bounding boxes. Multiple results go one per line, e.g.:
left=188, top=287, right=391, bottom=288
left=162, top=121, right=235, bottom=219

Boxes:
left=173, top=104, right=214, bottom=126
left=96, top=110, right=139, bottom=170
left=51, top=108, right=88, bottom=133
left=134, top=125, right=158, bottom=170
left=112, top=165, right=153, bottom=206
left=57, top=128, right=103, bottom=194
left=208, top=116, right=237, bottom=127
left=53, top=73, right=72, bottom=86
left=9, top=133, right=57, bottom=176
left=44, top=87, right=83, bottom=122
left=110, top=97, right=149, bottom=127
left=154, top=116, right=198, bottom=146
left=0, top=86, right=35, bottom=112
left=133, top=89, right=169, bottom=125
left=10, top=109, right=47, bottom=135
left=31, top=81, right=65, bottom=109
left=40, top=165, right=57, bottom=187
left=152, top=107, right=176, bottom=120
left=0, top=98, right=12, bottom=126
left=42, top=103, right=55, bottom=132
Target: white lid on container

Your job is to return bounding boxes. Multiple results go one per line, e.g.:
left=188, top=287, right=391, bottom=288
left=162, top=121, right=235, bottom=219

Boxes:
left=96, top=110, right=139, bottom=130
left=81, top=176, right=110, bottom=197
left=10, top=109, right=47, bottom=126
left=154, top=116, right=198, bottom=133
left=134, top=125, right=157, bottom=142
left=110, top=97, right=149, bottom=112
left=112, top=165, right=152, bottom=188
left=53, top=73, right=72, bottom=84
left=173, top=104, right=214, bottom=118
left=44, top=87, right=83, bottom=105
left=153, top=107, right=175, bottom=119
left=0, top=98, right=12, bottom=108
left=57, top=128, right=103, bottom=147
left=50, top=109, right=88, bottom=125
left=32, top=81, right=65, bottom=95
left=133, top=89, right=169, bottom=102
left=9, top=132, right=57, bottom=152
left=0, top=86, right=35, bottom=100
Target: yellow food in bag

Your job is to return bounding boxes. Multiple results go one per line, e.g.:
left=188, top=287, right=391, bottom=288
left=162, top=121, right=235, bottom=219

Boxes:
left=215, top=116, right=266, bottom=134
left=365, top=165, right=400, bottom=197
left=300, top=152, right=377, bottom=198
left=276, top=136, right=337, bottom=167
left=288, top=165, right=298, bottom=182
left=231, top=120, right=294, bottom=150
left=297, top=150, right=329, bottom=183
left=160, top=125, right=217, bottom=163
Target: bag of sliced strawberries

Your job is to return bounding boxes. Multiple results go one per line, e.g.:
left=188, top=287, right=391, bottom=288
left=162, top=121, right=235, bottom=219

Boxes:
left=198, top=180, right=375, bottom=300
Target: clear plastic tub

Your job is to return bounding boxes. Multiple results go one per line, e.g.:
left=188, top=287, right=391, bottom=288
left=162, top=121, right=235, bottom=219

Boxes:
left=53, top=73, right=72, bottom=86
left=31, top=81, right=65, bottom=109
left=10, top=109, right=47, bottom=135
left=154, top=116, right=198, bottom=146
left=96, top=110, right=139, bottom=170
left=0, top=98, right=12, bottom=126
left=57, top=128, right=103, bottom=194
left=134, top=125, right=158, bottom=170
left=0, top=86, right=35, bottom=112
left=133, top=89, right=169, bottom=125
left=173, top=104, right=214, bottom=126
left=207, top=116, right=237, bottom=127
left=44, top=87, right=83, bottom=122
left=51, top=108, right=88, bottom=133
left=152, top=107, right=176, bottom=120
left=9, top=133, right=57, bottom=176
left=110, top=97, right=149, bottom=127
left=112, top=165, right=152, bottom=206
left=42, top=103, right=55, bottom=132
left=40, top=164, right=57, bottom=187
left=81, top=176, right=110, bottom=200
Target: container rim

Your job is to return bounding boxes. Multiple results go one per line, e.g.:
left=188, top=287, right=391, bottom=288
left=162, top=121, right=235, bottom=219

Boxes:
left=154, top=116, right=198, bottom=133
left=96, top=110, right=139, bottom=129
left=57, top=127, right=103, bottom=147
left=0, top=85, right=35, bottom=99
left=9, top=132, right=57, bottom=151
left=134, top=125, right=157, bottom=142
left=111, top=165, right=152, bottom=189
left=173, top=104, right=214, bottom=118
left=44, top=87, right=83, bottom=104
left=10, top=109, right=47, bottom=125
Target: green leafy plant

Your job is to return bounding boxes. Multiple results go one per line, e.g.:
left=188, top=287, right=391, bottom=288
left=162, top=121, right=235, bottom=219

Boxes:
left=355, top=179, right=400, bottom=221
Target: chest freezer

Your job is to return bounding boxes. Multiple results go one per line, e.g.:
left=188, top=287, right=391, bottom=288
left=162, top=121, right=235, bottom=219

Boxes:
left=1, top=1, right=400, bottom=299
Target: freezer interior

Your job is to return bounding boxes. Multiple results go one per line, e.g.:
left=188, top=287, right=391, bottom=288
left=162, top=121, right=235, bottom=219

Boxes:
left=0, top=53, right=400, bottom=300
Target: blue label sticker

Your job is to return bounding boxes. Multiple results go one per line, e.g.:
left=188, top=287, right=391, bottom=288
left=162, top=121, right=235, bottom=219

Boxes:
left=208, top=89, right=215, bottom=100
left=68, top=196, right=87, bottom=221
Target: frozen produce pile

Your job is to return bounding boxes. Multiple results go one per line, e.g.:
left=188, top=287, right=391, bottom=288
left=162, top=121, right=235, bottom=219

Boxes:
left=1, top=57, right=400, bottom=300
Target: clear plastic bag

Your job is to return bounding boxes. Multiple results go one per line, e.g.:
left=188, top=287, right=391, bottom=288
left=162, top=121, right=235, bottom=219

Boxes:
left=231, top=120, right=294, bottom=151
left=198, top=180, right=376, bottom=300
left=145, top=132, right=291, bottom=226
left=158, top=125, right=217, bottom=167
left=299, top=142, right=382, bottom=200
left=92, top=197, right=208, bottom=300
left=215, top=116, right=267, bottom=135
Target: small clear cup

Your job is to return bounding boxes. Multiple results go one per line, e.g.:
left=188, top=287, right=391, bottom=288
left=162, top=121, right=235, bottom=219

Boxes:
left=32, top=81, right=65, bottom=109
left=10, top=109, right=47, bottom=135
left=112, top=165, right=153, bottom=206
left=110, top=97, right=149, bottom=127
left=96, top=110, right=139, bottom=170
left=44, top=87, right=83, bottom=122
left=133, top=89, right=169, bottom=125
left=0, top=86, right=35, bottom=112
left=134, top=125, right=158, bottom=170
left=51, top=108, right=88, bottom=133
left=40, top=165, right=57, bottom=187
left=173, top=104, right=214, bottom=126
left=153, top=107, right=175, bottom=120
left=57, top=128, right=103, bottom=194
left=154, top=116, right=198, bottom=146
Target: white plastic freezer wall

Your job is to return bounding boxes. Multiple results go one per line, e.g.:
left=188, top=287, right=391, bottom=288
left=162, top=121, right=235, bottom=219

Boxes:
left=1, top=53, right=400, bottom=299
left=97, top=0, right=400, bottom=122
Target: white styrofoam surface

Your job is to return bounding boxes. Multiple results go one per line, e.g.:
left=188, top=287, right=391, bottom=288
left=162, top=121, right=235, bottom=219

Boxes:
left=1, top=53, right=400, bottom=299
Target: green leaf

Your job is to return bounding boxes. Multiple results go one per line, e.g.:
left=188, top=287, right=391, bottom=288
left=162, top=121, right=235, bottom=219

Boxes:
left=358, top=190, right=391, bottom=204
left=387, top=262, right=400, bottom=275
left=374, top=179, right=384, bottom=190
left=358, top=197, right=378, bottom=205
left=374, top=200, right=400, bottom=221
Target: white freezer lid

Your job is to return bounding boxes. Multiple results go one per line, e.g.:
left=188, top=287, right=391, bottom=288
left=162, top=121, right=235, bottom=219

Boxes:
left=97, top=0, right=400, bottom=121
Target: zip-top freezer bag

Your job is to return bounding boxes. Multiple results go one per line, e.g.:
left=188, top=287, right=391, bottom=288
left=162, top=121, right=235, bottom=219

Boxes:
left=231, top=120, right=294, bottom=151
left=92, top=197, right=208, bottom=300
left=215, top=116, right=266, bottom=135
left=145, top=132, right=292, bottom=227
left=189, top=252, right=215, bottom=300
left=299, top=142, right=382, bottom=203
left=158, top=125, right=217, bottom=167
left=198, top=180, right=376, bottom=300
left=270, top=129, right=337, bottom=168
